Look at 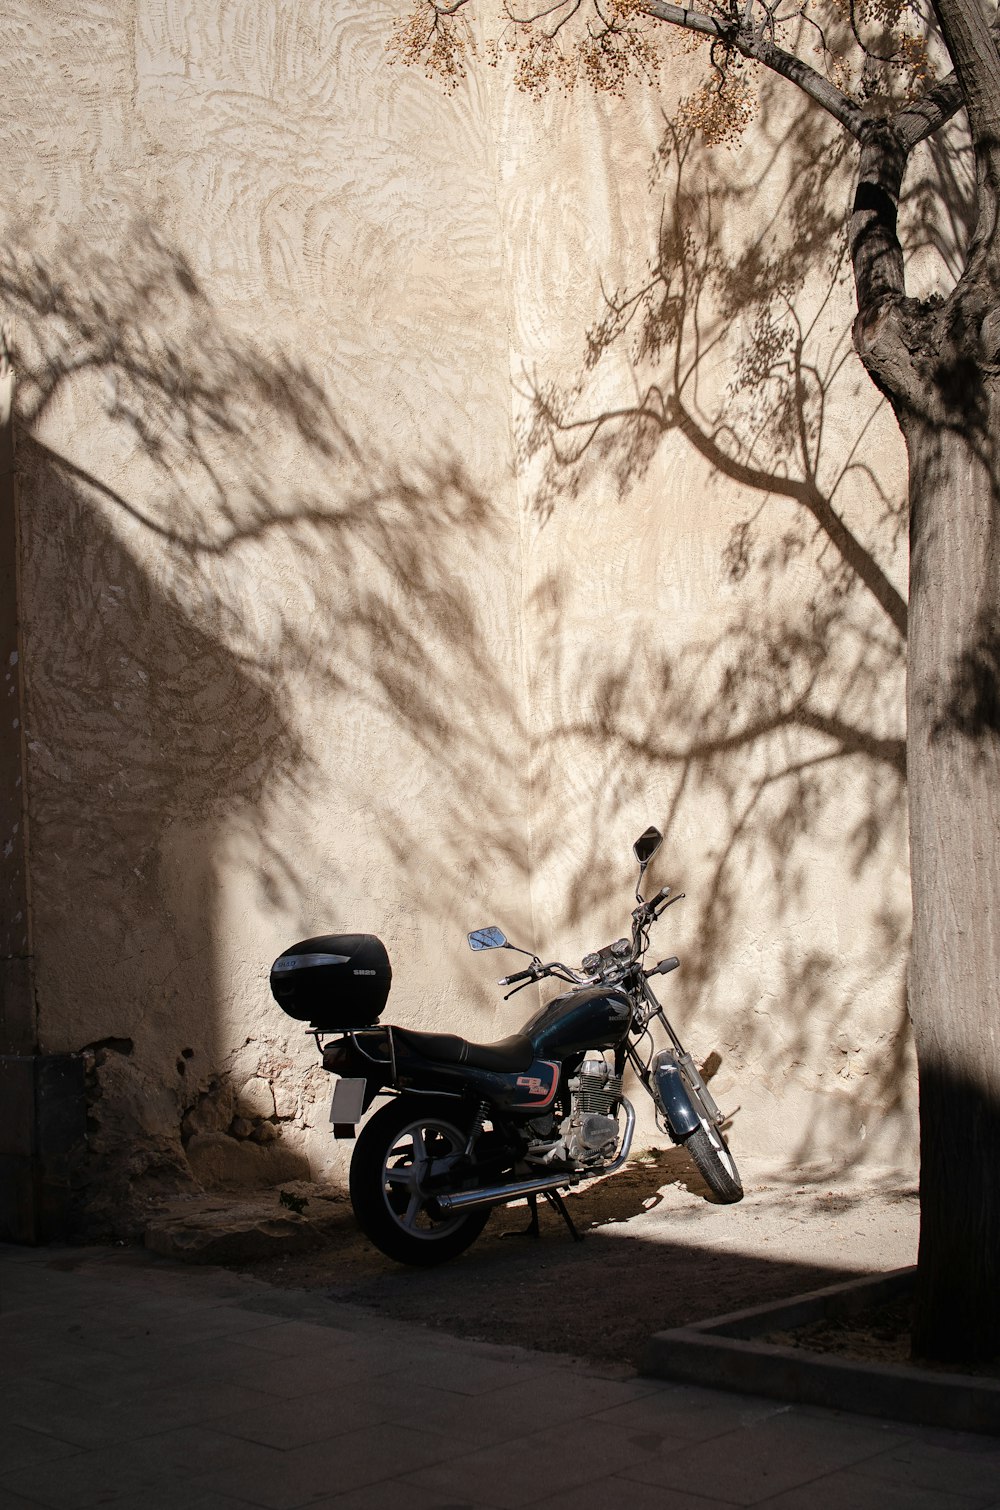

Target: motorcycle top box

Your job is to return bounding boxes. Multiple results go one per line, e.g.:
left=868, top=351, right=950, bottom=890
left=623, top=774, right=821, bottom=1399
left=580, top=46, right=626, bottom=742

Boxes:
left=269, top=933, right=391, bottom=1029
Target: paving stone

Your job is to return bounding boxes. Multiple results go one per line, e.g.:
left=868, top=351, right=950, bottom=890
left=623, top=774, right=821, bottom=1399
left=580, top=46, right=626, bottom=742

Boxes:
left=153, top=1344, right=407, bottom=1401
left=0, top=1489, right=49, bottom=1510
left=49, top=1334, right=281, bottom=1383
left=3, top=1379, right=127, bottom=1448
left=24, top=1350, right=205, bottom=1399
left=402, top=1414, right=663, bottom=1508
left=0, top=1450, right=160, bottom=1509
left=105, top=1306, right=284, bottom=1345
left=384, top=1352, right=560, bottom=1398
left=34, top=1298, right=276, bottom=1346
left=588, top=1382, right=790, bottom=1444
left=0, top=1315, right=128, bottom=1351
left=373, top=1365, right=661, bottom=1449
left=101, top=1496, right=266, bottom=1510
left=0, top=1343, right=119, bottom=1393
left=847, top=1432, right=1000, bottom=1498
left=532, top=1476, right=741, bottom=1510
left=212, top=1366, right=658, bottom=1455
left=88, top=1478, right=266, bottom=1510
left=209, top=1378, right=411, bottom=1449
left=307, top=1482, right=496, bottom=1510
left=10, top=1371, right=277, bottom=1446
left=192, top=1422, right=469, bottom=1510
left=755, top=1466, right=996, bottom=1509
left=0, top=1423, right=81, bottom=1475
left=0, top=1428, right=284, bottom=1510
left=226, top=1320, right=366, bottom=1357
left=96, top=1424, right=286, bottom=1479
left=621, top=1409, right=907, bottom=1506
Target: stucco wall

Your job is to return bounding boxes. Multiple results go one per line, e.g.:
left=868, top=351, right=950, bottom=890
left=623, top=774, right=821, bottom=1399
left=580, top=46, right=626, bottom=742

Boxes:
left=492, top=73, right=915, bottom=1172
left=2, top=0, right=917, bottom=1226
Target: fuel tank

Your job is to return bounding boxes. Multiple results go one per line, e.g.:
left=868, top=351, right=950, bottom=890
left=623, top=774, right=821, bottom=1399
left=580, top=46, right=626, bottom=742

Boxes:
left=518, top=984, right=632, bottom=1060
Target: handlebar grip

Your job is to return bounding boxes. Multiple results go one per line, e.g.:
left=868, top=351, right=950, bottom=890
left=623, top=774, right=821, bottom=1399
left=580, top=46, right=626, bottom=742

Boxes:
left=498, top=966, right=534, bottom=987
left=649, top=956, right=680, bottom=976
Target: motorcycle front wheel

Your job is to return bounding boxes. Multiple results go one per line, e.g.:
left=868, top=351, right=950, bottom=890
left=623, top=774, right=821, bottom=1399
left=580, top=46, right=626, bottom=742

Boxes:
left=673, top=1058, right=743, bottom=1203
left=683, top=1119, right=743, bottom=1204
left=349, top=1096, right=491, bottom=1266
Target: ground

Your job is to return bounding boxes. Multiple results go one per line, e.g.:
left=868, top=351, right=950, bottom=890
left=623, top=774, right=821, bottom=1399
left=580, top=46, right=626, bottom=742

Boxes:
left=171, top=1149, right=919, bottom=1371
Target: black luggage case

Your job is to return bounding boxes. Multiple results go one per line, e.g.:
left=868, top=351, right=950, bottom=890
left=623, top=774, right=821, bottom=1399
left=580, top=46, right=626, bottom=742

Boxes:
left=269, top=934, right=391, bottom=1029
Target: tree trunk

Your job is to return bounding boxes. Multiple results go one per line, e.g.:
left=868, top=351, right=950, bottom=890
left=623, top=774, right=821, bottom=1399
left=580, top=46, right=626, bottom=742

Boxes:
left=906, top=397, right=1000, bottom=1362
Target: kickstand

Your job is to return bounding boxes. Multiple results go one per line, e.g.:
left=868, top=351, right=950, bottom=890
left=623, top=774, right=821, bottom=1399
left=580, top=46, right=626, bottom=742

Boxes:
left=544, top=1188, right=584, bottom=1243
left=501, top=1192, right=541, bottom=1239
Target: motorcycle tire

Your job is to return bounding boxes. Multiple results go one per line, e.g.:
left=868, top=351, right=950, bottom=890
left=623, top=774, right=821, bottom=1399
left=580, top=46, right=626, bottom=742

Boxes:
left=349, top=1096, right=492, bottom=1266
left=684, top=1123, right=744, bottom=1204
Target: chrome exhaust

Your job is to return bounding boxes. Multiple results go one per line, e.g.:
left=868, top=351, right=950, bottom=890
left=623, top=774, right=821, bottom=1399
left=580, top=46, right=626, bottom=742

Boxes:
left=437, top=1097, right=636, bottom=1214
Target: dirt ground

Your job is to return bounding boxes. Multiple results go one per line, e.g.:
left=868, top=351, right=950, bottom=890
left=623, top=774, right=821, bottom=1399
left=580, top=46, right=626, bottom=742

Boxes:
left=765, top=1298, right=1000, bottom=1378
left=222, top=1149, right=919, bottom=1371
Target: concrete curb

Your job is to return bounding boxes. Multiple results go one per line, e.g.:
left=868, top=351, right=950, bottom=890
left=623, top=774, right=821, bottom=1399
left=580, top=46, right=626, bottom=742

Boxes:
left=641, top=1267, right=1000, bottom=1436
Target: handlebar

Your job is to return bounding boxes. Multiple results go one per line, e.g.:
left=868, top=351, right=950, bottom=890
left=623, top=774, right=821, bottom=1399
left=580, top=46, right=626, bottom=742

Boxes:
left=639, top=889, right=684, bottom=924
left=488, top=889, right=685, bottom=995
left=499, top=959, right=588, bottom=989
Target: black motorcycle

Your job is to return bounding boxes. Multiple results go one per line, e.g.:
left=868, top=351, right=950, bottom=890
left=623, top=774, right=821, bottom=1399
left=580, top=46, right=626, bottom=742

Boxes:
left=269, top=826, right=742, bottom=1266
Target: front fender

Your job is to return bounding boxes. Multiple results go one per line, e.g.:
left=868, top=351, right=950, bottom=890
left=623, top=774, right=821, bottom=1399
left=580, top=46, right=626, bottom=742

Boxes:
left=651, top=1051, right=700, bottom=1142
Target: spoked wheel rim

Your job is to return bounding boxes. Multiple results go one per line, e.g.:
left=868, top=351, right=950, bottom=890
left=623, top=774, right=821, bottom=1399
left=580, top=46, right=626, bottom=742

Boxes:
left=380, top=1115, right=470, bottom=1242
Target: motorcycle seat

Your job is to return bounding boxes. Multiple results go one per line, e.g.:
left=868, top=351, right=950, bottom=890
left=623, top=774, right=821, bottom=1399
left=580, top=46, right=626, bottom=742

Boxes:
left=393, top=1028, right=536, bottom=1073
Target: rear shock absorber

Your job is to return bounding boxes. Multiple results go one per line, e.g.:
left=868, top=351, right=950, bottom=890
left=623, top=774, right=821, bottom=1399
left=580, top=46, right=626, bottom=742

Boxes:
left=464, top=1099, right=490, bottom=1156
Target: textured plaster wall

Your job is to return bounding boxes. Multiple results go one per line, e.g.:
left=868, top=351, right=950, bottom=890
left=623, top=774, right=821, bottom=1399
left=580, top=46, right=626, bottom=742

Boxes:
left=489, top=75, right=917, bottom=1174
left=2, top=0, right=919, bottom=1225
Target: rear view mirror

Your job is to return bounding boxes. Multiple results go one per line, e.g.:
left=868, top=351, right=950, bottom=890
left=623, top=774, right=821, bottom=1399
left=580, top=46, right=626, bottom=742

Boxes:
left=633, top=827, right=663, bottom=867
left=468, top=927, right=508, bottom=951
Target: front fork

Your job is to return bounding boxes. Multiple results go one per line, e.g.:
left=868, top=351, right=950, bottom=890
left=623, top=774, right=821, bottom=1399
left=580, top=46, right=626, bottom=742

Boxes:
left=629, top=983, right=724, bottom=1140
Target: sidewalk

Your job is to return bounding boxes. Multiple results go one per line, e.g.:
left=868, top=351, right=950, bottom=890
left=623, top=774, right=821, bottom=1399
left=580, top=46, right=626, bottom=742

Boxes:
left=2, top=1242, right=998, bottom=1510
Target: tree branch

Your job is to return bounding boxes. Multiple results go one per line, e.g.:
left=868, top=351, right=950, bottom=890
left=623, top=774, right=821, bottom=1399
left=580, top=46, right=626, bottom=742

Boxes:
left=850, top=125, right=909, bottom=317
left=931, top=0, right=1000, bottom=149
left=643, top=1, right=869, bottom=136
left=895, top=68, right=965, bottom=150
left=930, top=0, right=1000, bottom=267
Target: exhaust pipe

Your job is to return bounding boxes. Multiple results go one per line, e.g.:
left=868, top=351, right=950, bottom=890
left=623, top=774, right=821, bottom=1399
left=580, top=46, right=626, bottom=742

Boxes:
left=437, top=1097, right=636, bottom=1214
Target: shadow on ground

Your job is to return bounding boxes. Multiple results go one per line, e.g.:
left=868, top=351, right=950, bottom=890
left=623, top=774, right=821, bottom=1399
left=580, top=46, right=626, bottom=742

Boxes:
left=215, top=1159, right=918, bottom=1370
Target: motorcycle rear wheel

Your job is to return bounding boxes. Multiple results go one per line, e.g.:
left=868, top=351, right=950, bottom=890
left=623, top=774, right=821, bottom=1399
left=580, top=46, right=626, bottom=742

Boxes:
left=350, top=1096, right=491, bottom=1266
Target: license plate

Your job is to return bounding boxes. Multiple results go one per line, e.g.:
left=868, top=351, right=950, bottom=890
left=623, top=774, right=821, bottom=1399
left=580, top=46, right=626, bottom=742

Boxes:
left=329, top=1078, right=366, bottom=1126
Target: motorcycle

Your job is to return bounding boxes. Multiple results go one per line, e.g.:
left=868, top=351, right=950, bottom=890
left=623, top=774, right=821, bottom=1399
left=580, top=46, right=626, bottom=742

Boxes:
left=269, top=825, right=742, bottom=1266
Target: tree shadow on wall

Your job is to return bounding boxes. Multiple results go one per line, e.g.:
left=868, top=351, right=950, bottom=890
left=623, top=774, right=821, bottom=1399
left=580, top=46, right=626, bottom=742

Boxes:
left=515, top=96, right=956, bottom=1171
left=17, top=442, right=310, bottom=1231
left=1, top=221, right=533, bottom=1230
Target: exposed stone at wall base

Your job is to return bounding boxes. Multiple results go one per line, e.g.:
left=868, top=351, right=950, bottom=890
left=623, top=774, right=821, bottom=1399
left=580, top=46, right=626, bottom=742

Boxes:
left=184, top=1132, right=308, bottom=1189
left=144, top=1185, right=345, bottom=1264
left=75, top=1035, right=317, bottom=1240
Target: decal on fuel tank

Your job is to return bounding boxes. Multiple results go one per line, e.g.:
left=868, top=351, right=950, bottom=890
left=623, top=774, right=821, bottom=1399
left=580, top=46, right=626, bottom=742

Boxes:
left=510, top=1061, right=559, bottom=1109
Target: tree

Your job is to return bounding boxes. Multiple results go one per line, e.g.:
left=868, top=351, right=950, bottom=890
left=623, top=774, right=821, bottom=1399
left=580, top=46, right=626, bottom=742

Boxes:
left=390, top=0, right=1000, bottom=1363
